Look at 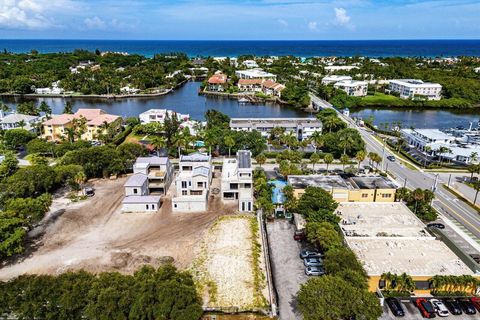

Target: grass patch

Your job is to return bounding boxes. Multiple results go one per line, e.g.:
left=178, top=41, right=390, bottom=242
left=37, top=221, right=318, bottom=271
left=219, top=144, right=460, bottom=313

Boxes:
left=249, top=216, right=268, bottom=308
left=361, top=92, right=402, bottom=104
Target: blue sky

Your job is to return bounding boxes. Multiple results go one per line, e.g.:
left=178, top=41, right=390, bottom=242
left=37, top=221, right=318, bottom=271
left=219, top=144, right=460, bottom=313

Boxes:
left=0, top=0, right=479, bottom=40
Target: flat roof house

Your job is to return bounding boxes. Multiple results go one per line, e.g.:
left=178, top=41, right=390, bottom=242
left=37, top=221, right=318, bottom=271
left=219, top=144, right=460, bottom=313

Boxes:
left=235, top=69, right=276, bottom=81
left=221, top=150, right=254, bottom=212
left=230, top=118, right=322, bottom=141
left=388, top=79, right=442, bottom=100
left=172, top=152, right=213, bottom=212
left=333, top=80, right=368, bottom=97
left=133, top=156, right=175, bottom=195
left=139, top=109, right=190, bottom=125
left=321, top=75, right=352, bottom=85
left=337, top=203, right=476, bottom=295
left=287, top=174, right=397, bottom=203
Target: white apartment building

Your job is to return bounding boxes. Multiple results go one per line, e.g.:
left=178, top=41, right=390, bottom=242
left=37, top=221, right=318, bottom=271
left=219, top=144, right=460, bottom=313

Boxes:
left=172, top=152, right=213, bottom=212
left=34, top=81, right=64, bottom=95
left=242, top=60, right=259, bottom=68
left=388, top=79, right=442, bottom=100
left=334, top=80, right=368, bottom=97
left=321, top=75, right=352, bottom=85
left=235, top=69, right=277, bottom=81
left=0, top=112, right=41, bottom=132
left=221, top=150, right=254, bottom=212
left=139, top=109, right=190, bottom=125
left=122, top=156, right=174, bottom=212
left=230, top=118, right=322, bottom=141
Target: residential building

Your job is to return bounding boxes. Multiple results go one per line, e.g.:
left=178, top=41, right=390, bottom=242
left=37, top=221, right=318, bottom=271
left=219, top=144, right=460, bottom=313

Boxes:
left=388, top=79, right=442, bottom=100
left=237, top=79, right=285, bottom=97
left=337, top=203, right=476, bottom=295
left=42, top=109, right=121, bottom=142
left=242, top=60, right=258, bottom=68
left=172, top=152, right=213, bottom=212
left=139, top=109, right=190, bottom=125
left=287, top=175, right=397, bottom=203
left=221, top=150, right=253, bottom=212
left=35, top=81, right=64, bottom=95
left=207, top=73, right=228, bottom=92
left=321, top=75, right=352, bottom=85
left=235, top=69, right=277, bottom=81
left=230, top=118, right=322, bottom=141
left=333, top=80, right=368, bottom=97
left=475, top=67, right=480, bottom=73
left=324, top=65, right=359, bottom=72
left=120, top=85, right=140, bottom=94
left=0, top=112, right=41, bottom=132
left=121, top=156, right=174, bottom=212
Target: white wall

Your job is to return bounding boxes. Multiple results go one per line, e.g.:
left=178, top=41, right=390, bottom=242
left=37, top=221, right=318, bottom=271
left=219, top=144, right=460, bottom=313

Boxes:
left=172, top=197, right=207, bottom=212
left=122, top=202, right=159, bottom=212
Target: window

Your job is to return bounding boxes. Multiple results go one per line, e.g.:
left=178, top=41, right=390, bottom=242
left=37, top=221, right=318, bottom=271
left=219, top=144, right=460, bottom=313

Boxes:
left=151, top=204, right=155, bottom=210
left=146, top=204, right=149, bottom=210
left=414, top=281, right=430, bottom=290
left=382, top=194, right=392, bottom=198
left=244, top=183, right=252, bottom=189
left=242, top=202, right=245, bottom=211
left=230, top=183, right=238, bottom=190
left=181, top=181, right=187, bottom=189
left=197, top=182, right=204, bottom=188
left=174, top=204, right=177, bottom=208
left=248, top=202, right=252, bottom=211
left=378, top=280, right=386, bottom=289
left=182, top=190, right=188, bottom=196
left=361, top=193, right=368, bottom=198
left=133, top=188, right=138, bottom=194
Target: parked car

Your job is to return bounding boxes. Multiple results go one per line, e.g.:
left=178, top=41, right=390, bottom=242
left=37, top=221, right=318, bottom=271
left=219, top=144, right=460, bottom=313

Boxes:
left=84, top=187, right=95, bottom=197
left=385, top=298, right=405, bottom=317
left=426, top=223, right=445, bottom=229
left=443, top=299, right=462, bottom=315
left=457, top=299, right=476, bottom=314
left=387, top=155, right=396, bottom=162
left=430, top=299, right=449, bottom=317
left=415, top=298, right=436, bottom=318
left=299, top=249, right=322, bottom=259
left=305, top=266, right=325, bottom=276
left=471, top=297, right=480, bottom=312
left=303, top=257, right=323, bottom=267
left=294, top=230, right=306, bottom=241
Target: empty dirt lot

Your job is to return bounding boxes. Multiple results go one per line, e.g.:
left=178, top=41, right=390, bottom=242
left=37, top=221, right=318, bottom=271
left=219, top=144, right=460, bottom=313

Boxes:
left=0, top=176, right=236, bottom=280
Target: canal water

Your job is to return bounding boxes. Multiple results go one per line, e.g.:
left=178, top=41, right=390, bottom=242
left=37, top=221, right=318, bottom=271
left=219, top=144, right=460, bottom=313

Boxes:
left=2, top=81, right=479, bottom=128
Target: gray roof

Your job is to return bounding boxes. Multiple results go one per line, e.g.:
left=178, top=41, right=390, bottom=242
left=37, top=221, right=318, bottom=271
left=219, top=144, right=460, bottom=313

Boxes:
left=192, top=166, right=210, bottom=177
left=181, top=152, right=210, bottom=162
left=124, top=173, right=148, bottom=187
left=349, top=176, right=397, bottom=189
left=0, top=113, right=38, bottom=124
left=237, top=150, right=251, bottom=169
left=122, top=195, right=161, bottom=204
left=135, top=157, right=169, bottom=166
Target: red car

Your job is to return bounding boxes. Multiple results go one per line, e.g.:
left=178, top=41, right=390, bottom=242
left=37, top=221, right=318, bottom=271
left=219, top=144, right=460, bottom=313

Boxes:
left=416, top=298, right=436, bottom=318
left=471, top=297, right=480, bottom=312
left=293, top=230, right=306, bottom=241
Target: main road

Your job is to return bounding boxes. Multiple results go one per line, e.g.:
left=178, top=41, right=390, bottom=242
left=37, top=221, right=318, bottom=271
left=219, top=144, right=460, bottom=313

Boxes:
left=310, top=93, right=480, bottom=249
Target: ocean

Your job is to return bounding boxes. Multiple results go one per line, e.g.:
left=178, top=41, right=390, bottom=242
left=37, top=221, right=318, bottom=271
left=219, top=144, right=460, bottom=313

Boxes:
left=1, top=39, right=480, bottom=57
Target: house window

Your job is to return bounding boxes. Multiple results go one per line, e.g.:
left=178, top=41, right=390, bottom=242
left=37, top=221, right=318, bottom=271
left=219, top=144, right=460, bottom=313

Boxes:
left=242, top=202, right=245, bottom=211
left=174, top=204, right=177, bottom=208
left=197, top=182, right=204, bottom=188
left=152, top=204, right=155, bottom=210
left=248, top=202, right=252, bottom=211
left=382, top=194, right=392, bottom=198
left=244, top=183, right=252, bottom=189
left=181, top=181, right=187, bottom=189
left=133, top=188, right=138, bottom=194
left=182, top=190, right=188, bottom=196
left=361, top=193, right=368, bottom=198
left=146, top=204, right=149, bottom=210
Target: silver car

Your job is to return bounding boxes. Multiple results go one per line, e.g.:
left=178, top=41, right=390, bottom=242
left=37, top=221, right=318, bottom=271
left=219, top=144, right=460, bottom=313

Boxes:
left=304, top=257, right=323, bottom=267
left=431, top=299, right=449, bottom=317
left=305, top=266, right=325, bottom=276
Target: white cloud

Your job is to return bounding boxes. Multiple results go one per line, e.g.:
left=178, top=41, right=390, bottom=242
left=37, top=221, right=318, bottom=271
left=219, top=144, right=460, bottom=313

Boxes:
left=308, top=21, right=318, bottom=31
left=84, top=16, right=106, bottom=30
left=278, top=19, right=288, bottom=27
left=334, top=7, right=350, bottom=25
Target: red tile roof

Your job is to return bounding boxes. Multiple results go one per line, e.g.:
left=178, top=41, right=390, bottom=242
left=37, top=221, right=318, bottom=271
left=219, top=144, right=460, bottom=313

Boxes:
left=208, top=74, right=227, bottom=84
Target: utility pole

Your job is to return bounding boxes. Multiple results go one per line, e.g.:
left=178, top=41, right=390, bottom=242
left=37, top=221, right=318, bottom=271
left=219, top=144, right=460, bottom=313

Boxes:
left=432, top=174, right=439, bottom=192
left=403, top=177, right=407, bottom=188
left=447, top=174, right=452, bottom=188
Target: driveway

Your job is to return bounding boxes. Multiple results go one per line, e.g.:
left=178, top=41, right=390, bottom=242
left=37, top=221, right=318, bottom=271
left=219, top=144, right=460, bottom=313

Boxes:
left=266, top=220, right=308, bottom=320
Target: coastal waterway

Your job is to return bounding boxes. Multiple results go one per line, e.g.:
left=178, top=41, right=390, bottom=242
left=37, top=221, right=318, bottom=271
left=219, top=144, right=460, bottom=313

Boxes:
left=2, top=81, right=479, bottom=129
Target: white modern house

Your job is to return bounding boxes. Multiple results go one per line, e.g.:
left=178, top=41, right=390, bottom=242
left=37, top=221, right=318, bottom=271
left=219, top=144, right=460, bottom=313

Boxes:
left=388, top=79, right=442, bottom=100
left=334, top=80, right=368, bottom=97
left=230, top=118, right=322, bottom=141
left=172, top=152, right=213, bottom=212
left=122, top=156, right=175, bottom=212
left=242, top=60, right=259, bottom=68
left=35, top=81, right=64, bottom=95
left=221, top=150, right=254, bottom=212
left=235, top=69, right=277, bottom=81
left=321, top=75, right=352, bottom=85
left=139, top=109, right=190, bottom=125
left=0, top=112, right=41, bottom=132
left=401, top=128, right=480, bottom=164
left=324, top=65, right=359, bottom=72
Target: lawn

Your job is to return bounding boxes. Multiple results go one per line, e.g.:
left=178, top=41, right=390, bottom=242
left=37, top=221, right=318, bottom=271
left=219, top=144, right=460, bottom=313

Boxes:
left=360, top=92, right=404, bottom=105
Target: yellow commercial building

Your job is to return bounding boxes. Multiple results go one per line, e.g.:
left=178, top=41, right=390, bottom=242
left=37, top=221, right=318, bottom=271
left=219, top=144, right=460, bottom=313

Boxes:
left=287, top=175, right=397, bottom=203
left=42, top=109, right=121, bottom=142
left=337, top=203, right=477, bottom=296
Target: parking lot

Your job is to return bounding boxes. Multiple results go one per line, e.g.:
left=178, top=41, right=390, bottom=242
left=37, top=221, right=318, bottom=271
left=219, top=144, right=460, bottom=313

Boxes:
left=380, top=299, right=480, bottom=320
left=266, top=219, right=308, bottom=320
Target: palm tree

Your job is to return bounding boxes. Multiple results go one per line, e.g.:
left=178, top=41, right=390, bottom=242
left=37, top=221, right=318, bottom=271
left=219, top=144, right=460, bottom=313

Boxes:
left=173, top=133, right=186, bottom=158
left=0, top=102, right=10, bottom=113
left=64, top=127, right=75, bottom=143
left=150, top=136, right=167, bottom=156
left=18, top=120, right=26, bottom=129
left=323, top=116, right=342, bottom=133
left=224, top=135, right=235, bottom=157
left=282, top=132, right=298, bottom=150
left=436, top=146, right=450, bottom=166
left=412, top=188, right=425, bottom=214
left=424, top=146, right=432, bottom=167
left=340, top=154, right=350, bottom=173
left=470, top=152, right=478, bottom=164
left=324, top=153, right=334, bottom=173
left=255, top=154, right=266, bottom=168
left=74, top=171, right=87, bottom=191
left=310, top=152, right=320, bottom=170
left=395, top=187, right=410, bottom=202
left=310, top=131, right=323, bottom=154
left=355, top=150, right=366, bottom=171
left=338, top=129, right=356, bottom=155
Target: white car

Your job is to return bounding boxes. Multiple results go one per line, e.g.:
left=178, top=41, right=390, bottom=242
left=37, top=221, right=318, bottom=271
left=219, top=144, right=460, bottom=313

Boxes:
left=431, top=299, right=449, bottom=317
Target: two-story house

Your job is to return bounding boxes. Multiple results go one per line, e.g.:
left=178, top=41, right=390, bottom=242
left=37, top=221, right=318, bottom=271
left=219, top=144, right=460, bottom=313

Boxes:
left=221, top=150, right=254, bottom=212
left=172, top=152, right=213, bottom=212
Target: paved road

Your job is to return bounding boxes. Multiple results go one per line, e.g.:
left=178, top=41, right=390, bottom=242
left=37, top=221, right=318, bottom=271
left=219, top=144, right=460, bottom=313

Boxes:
left=311, top=93, right=480, bottom=253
